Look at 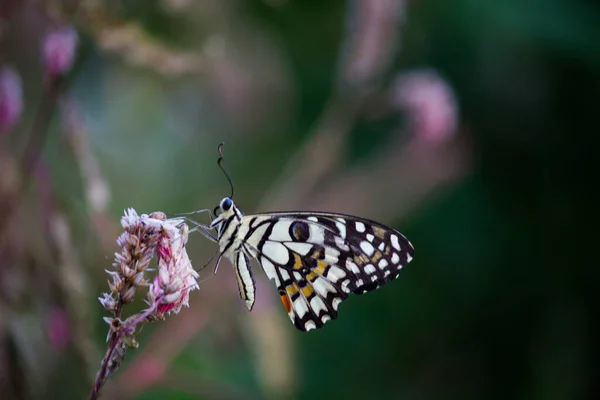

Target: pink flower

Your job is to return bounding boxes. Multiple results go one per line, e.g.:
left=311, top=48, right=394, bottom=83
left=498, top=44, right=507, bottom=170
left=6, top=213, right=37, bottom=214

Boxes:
left=0, top=67, right=23, bottom=134
left=391, top=69, right=458, bottom=143
left=148, top=221, right=199, bottom=317
left=43, top=26, right=78, bottom=79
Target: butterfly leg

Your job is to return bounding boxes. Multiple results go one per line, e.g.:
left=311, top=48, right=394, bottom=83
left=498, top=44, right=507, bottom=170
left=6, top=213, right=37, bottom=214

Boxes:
left=213, top=253, right=223, bottom=274
left=184, top=217, right=219, bottom=243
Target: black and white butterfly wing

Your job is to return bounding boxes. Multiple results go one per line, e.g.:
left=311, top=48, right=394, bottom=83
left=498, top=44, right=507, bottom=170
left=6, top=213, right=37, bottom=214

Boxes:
left=241, top=213, right=415, bottom=332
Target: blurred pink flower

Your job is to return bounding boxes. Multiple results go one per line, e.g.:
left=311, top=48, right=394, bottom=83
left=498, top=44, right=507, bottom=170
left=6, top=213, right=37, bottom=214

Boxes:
left=391, top=69, right=458, bottom=143
left=46, top=307, right=71, bottom=351
left=0, top=66, right=23, bottom=134
left=341, top=0, right=406, bottom=89
left=133, top=357, right=167, bottom=388
left=43, top=26, right=78, bottom=79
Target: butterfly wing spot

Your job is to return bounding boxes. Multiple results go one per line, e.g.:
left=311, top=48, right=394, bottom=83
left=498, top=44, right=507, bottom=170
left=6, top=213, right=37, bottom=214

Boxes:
left=280, top=293, right=292, bottom=313
left=313, top=260, right=328, bottom=275
left=292, top=296, right=309, bottom=319
left=371, top=251, right=383, bottom=263
left=391, top=252, right=400, bottom=264
left=354, top=253, right=370, bottom=266
left=268, top=220, right=293, bottom=241
left=309, top=296, right=329, bottom=316
left=286, top=284, right=299, bottom=298
left=391, top=234, right=401, bottom=251
left=311, top=275, right=338, bottom=300
left=379, top=259, right=389, bottom=268
left=260, top=256, right=281, bottom=287
left=304, top=320, right=317, bottom=331
left=360, top=241, right=375, bottom=256
left=364, top=264, right=376, bottom=275
left=341, top=280, right=351, bottom=293
left=355, top=222, right=366, bottom=232
left=262, top=241, right=290, bottom=265
left=290, top=221, right=310, bottom=241
left=372, top=225, right=387, bottom=239
left=311, top=246, right=324, bottom=259
left=346, top=258, right=361, bottom=275
left=301, top=283, right=314, bottom=298
left=326, top=266, right=346, bottom=282
left=335, top=236, right=350, bottom=252
left=366, top=233, right=375, bottom=242
left=332, top=297, right=342, bottom=311
left=279, top=268, right=291, bottom=282
left=286, top=241, right=313, bottom=256
left=292, top=253, right=303, bottom=270
left=335, top=221, right=347, bottom=239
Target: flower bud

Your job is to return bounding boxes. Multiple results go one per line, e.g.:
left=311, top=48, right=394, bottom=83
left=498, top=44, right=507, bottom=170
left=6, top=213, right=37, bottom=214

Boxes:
left=43, top=26, right=78, bottom=79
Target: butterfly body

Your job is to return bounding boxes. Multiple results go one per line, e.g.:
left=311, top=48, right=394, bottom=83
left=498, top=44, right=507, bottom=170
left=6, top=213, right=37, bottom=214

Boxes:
left=206, top=197, right=415, bottom=332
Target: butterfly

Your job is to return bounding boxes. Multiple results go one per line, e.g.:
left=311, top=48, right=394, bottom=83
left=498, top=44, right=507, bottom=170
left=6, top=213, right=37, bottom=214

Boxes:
left=195, top=145, right=415, bottom=332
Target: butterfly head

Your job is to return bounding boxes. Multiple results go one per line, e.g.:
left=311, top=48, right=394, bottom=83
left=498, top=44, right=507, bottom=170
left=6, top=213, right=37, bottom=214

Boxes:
left=218, top=196, right=233, bottom=213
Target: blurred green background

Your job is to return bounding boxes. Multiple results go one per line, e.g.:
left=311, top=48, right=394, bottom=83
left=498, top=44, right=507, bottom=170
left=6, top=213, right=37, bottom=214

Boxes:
left=1, top=0, right=599, bottom=399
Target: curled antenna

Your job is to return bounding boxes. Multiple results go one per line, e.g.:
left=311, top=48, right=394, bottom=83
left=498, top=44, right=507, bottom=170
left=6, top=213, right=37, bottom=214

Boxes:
left=217, top=142, right=234, bottom=199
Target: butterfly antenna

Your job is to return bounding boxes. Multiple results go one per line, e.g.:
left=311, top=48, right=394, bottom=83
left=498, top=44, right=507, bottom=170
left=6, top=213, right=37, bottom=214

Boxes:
left=166, top=208, right=212, bottom=219
left=217, top=142, right=234, bottom=199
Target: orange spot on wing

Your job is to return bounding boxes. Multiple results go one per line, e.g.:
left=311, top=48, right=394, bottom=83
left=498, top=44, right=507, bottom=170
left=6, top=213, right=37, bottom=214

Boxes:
left=301, top=284, right=314, bottom=297
left=280, top=294, right=292, bottom=313
left=286, top=284, right=299, bottom=296
left=314, top=260, right=328, bottom=275
left=306, top=271, right=318, bottom=282
left=293, top=253, right=303, bottom=270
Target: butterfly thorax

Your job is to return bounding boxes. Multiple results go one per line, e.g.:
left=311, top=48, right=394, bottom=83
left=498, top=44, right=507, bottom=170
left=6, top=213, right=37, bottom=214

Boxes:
left=210, top=204, right=244, bottom=255
left=210, top=199, right=258, bottom=311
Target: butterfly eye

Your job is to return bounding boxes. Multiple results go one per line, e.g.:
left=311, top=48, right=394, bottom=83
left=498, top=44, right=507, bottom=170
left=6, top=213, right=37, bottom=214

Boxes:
left=221, top=197, right=233, bottom=211
left=289, top=221, right=310, bottom=241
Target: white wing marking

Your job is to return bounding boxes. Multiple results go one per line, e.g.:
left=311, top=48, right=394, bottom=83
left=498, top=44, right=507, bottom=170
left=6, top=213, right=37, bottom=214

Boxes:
left=269, top=220, right=293, bottom=241
left=262, top=241, right=290, bottom=265
left=285, top=241, right=313, bottom=256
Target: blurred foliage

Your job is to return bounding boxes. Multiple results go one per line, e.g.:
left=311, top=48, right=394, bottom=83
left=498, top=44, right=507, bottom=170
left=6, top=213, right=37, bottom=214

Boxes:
left=1, top=0, right=599, bottom=399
